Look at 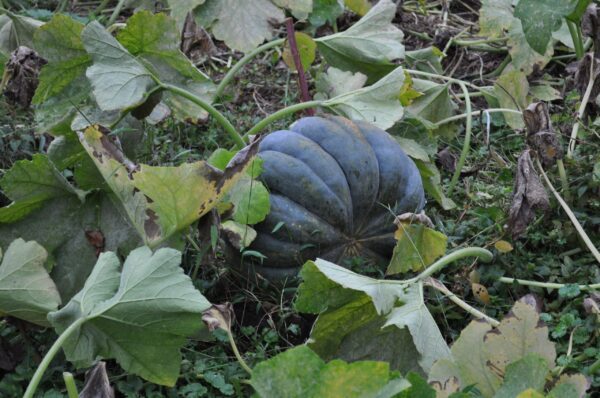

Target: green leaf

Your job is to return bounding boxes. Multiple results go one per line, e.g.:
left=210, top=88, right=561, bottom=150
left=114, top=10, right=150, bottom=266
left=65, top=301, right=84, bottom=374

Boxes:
left=117, top=11, right=215, bottom=122
left=404, top=47, right=444, bottom=74
left=282, top=32, right=316, bottom=72
left=394, top=137, right=430, bottom=162
left=494, top=70, right=529, bottom=129
left=345, top=0, right=372, bottom=16
left=529, top=84, right=562, bottom=101
left=194, top=0, right=285, bottom=52
left=547, top=374, right=590, bottom=398
left=309, top=0, right=344, bottom=27
left=507, top=19, right=553, bottom=76
left=273, top=0, right=313, bottom=18
left=414, top=160, right=456, bottom=210
left=224, top=176, right=270, bottom=225
left=0, top=194, right=142, bottom=302
left=167, top=0, right=207, bottom=29
left=315, top=0, right=404, bottom=82
left=315, top=67, right=367, bottom=99
left=0, top=239, right=61, bottom=326
left=295, top=259, right=451, bottom=374
left=323, top=66, right=405, bottom=130
left=514, top=0, right=582, bottom=55
left=406, top=80, right=457, bottom=137
left=32, top=15, right=91, bottom=105
left=250, top=345, right=409, bottom=398
left=0, top=12, right=43, bottom=56
left=81, top=21, right=155, bottom=111
left=48, top=246, right=211, bottom=386
left=493, top=354, right=548, bottom=398
left=397, top=373, right=436, bottom=398
left=0, top=154, right=84, bottom=222
left=479, top=0, right=514, bottom=38
left=387, top=224, right=447, bottom=274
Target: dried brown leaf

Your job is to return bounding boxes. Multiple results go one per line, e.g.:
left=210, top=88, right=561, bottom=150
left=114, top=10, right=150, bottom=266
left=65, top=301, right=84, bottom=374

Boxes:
left=1, top=46, right=46, bottom=108
left=202, top=303, right=233, bottom=333
left=508, top=150, right=550, bottom=238
left=523, top=102, right=563, bottom=167
left=79, top=361, right=115, bottom=398
left=181, top=12, right=216, bottom=65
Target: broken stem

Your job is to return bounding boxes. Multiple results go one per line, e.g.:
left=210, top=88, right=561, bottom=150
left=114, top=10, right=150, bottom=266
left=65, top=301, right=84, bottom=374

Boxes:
left=424, top=277, right=500, bottom=326
left=536, top=158, right=600, bottom=264
left=498, top=277, right=600, bottom=291
left=215, top=38, right=285, bottom=99
left=285, top=18, right=314, bottom=116
left=447, top=81, right=472, bottom=197
left=568, top=56, right=595, bottom=158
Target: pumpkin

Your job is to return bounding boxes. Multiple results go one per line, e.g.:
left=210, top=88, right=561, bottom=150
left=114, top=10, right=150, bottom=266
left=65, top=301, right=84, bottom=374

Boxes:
left=245, top=115, right=425, bottom=278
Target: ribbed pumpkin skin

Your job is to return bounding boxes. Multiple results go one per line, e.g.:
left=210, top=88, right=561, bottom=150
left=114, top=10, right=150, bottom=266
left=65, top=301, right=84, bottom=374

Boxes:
left=248, top=115, right=425, bottom=277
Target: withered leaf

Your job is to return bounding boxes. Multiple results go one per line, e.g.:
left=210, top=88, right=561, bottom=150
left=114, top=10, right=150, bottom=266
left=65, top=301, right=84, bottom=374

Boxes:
left=582, top=4, right=600, bottom=58
left=1, top=46, right=46, bottom=108
left=202, top=303, right=233, bottom=333
left=85, top=230, right=105, bottom=257
left=79, top=362, right=115, bottom=398
left=574, top=53, right=600, bottom=120
left=508, top=150, right=550, bottom=238
left=522, top=102, right=563, bottom=167
left=181, top=12, right=216, bottom=65
left=436, top=146, right=457, bottom=173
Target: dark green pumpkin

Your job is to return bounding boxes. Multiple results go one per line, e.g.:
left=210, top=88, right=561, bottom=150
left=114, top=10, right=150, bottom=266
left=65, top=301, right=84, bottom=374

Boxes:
left=246, top=115, right=425, bottom=278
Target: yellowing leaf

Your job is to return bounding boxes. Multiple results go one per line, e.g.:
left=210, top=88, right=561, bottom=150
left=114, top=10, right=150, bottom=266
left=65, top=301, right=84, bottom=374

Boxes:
left=517, top=388, right=545, bottom=398
left=472, top=283, right=490, bottom=305
left=387, top=223, right=447, bottom=275
left=282, top=32, right=316, bottom=71
left=495, top=240, right=514, bottom=253
left=345, top=0, right=371, bottom=16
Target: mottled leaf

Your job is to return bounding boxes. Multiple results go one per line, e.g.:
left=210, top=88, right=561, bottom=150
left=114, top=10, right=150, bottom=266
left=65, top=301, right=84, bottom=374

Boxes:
left=494, top=354, right=549, bottom=398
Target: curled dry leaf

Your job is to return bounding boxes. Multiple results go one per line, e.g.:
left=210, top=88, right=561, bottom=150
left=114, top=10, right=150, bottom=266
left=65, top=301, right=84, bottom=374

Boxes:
left=85, top=230, right=105, bottom=257
left=79, top=362, right=115, bottom=398
left=202, top=303, right=233, bottom=333
left=436, top=146, right=457, bottom=173
left=582, top=4, right=600, bottom=57
left=1, top=46, right=46, bottom=108
left=394, top=211, right=434, bottom=228
left=575, top=53, right=600, bottom=121
left=181, top=12, right=216, bottom=65
left=522, top=102, right=563, bottom=167
left=508, top=150, right=550, bottom=238
left=583, top=292, right=599, bottom=316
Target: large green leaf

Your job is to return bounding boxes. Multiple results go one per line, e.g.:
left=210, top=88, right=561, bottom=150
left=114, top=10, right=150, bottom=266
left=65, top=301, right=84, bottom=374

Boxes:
left=250, top=345, right=410, bottom=398
left=514, top=0, right=588, bottom=55
left=32, top=15, right=91, bottom=105
left=295, top=259, right=451, bottom=374
left=315, top=67, right=367, bottom=99
left=117, top=11, right=214, bottom=122
left=507, top=19, right=554, bottom=76
left=48, top=246, right=211, bottom=386
left=193, top=0, right=285, bottom=53
left=0, top=12, right=43, bottom=56
left=315, top=0, right=404, bottom=82
left=0, top=239, right=61, bottom=326
left=323, top=66, right=405, bottom=129
left=0, top=154, right=84, bottom=222
left=309, top=0, right=344, bottom=27
left=81, top=21, right=154, bottom=111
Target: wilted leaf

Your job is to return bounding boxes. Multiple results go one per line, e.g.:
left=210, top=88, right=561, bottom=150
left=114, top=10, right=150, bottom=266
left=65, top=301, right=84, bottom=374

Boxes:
left=2, top=46, right=46, bottom=108
left=79, top=362, right=114, bottom=398
left=0, top=154, right=83, bottom=223
left=529, top=84, right=562, bottom=101
left=181, top=12, right=216, bottom=65
left=387, top=223, right=447, bottom=274
left=282, top=32, right=316, bottom=72
left=523, top=102, right=563, bottom=167
left=315, top=0, right=404, bottom=82
left=202, top=302, right=233, bottom=332
left=508, top=19, right=554, bottom=76
left=0, top=239, right=61, bottom=326
left=484, top=295, right=556, bottom=374
left=323, top=66, right=404, bottom=129
left=494, top=240, right=514, bottom=253
left=195, top=0, right=285, bottom=53
left=508, top=150, right=550, bottom=238
left=77, top=125, right=260, bottom=246
left=295, top=259, right=451, bottom=374
left=493, top=354, right=549, bottom=398
left=414, top=160, right=456, bottom=210
left=250, top=345, right=410, bottom=398
left=315, top=67, right=367, bottom=99
left=48, top=247, right=211, bottom=386
left=220, top=220, right=257, bottom=249
left=494, top=70, right=529, bottom=129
